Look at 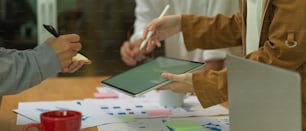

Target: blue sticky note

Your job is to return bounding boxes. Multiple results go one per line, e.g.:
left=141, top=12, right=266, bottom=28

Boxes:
left=164, top=120, right=203, bottom=131
left=118, top=112, right=126, bottom=115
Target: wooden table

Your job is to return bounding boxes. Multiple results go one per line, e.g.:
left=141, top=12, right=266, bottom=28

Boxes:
left=0, top=76, right=107, bottom=131
left=0, top=76, right=229, bottom=131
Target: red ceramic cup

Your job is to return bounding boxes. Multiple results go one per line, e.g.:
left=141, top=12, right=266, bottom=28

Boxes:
left=23, top=110, right=82, bottom=131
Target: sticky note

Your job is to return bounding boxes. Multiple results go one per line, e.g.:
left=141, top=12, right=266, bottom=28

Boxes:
left=144, top=109, right=172, bottom=116
left=93, top=92, right=118, bottom=99
left=72, top=53, right=90, bottom=62
left=164, top=120, right=203, bottom=131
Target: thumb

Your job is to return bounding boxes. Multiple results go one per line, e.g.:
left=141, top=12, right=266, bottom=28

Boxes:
left=161, top=72, right=193, bottom=85
left=62, top=34, right=80, bottom=43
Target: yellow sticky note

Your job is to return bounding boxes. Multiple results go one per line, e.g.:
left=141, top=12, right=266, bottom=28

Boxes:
left=119, top=116, right=136, bottom=122
left=72, top=53, right=89, bottom=62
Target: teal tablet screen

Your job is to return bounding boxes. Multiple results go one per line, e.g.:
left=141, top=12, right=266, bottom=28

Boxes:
left=101, top=57, right=203, bottom=96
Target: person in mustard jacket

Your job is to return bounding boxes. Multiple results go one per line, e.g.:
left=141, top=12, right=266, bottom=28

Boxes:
left=142, top=0, right=306, bottom=129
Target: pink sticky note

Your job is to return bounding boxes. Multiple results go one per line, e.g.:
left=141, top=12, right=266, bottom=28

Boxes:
left=145, top=109, right=172, bottom=116
left=93, top=92, right=118, bottom=99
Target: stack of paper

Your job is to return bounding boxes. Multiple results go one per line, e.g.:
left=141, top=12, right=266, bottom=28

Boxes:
left=14, top=87, right=229, bottom=129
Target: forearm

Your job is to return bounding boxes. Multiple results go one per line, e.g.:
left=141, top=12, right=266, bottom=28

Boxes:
left=0, top=44, right=61, bottom=95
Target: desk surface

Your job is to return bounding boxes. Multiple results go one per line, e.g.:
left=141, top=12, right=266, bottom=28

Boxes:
left=0, top=76, right=107, bottom=131
left=0, top=76, right=228, bottom=131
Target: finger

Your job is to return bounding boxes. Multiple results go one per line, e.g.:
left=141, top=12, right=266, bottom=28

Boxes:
left=145, top=44, right=155, bottom=53
left=143, top=25, right=152, bottom=39
left=70, top=42, right=82, bottom=52
left=122, top=56, right=137, bottom=66
left=83, top=60, right=92, bottom=64
left=63, top=34, right=80, bottom=43
left=146, top=41, right=155, bottom=51
left=162, top=73, right=193, bottom=85
left=121, top=50, right=137, bottom=66
left=156, top=40, right=162, bottom=47
left=156, top=83, right=173, bottom=91
left=149, top=34, right=161, bottom=47
left=121, top=43, right=138, bottom=66
left=64, top=61, right=83, bottom=73
left=148, top=18, right=161, bottom=31
left=69, top=63, right=84, bottom=73
left=121, top=42, right=134, bottom=57
left=62, top=67, right=70, bottom=73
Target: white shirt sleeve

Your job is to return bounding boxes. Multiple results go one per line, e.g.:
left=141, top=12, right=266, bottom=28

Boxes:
left=202, top=0, right=240, bottom=61
left=130, top=0, right=163, bottom=42
left=202, top=49, right=227, bottom=61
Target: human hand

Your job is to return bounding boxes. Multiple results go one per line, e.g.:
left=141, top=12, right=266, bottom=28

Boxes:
left=46, top=34, right=90, bottom=72
left=160, top=72, right=193, bottom=95
left=120, top=38, right=154, bottom=66
left=62, top=60, right=91, bottom=73
left=143, top=15, right=181, bottom=50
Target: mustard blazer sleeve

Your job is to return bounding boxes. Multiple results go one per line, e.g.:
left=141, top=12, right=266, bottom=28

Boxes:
left=180, top=12, right=243, bottom=108
left=181, top=13, right=243, bottom=51
left=192, top=68, right=228, bottom=108
left=181, top=0, right=306, bottom=109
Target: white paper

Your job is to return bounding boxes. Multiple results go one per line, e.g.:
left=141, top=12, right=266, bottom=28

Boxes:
left=16, top=113, right=35, bottom=125
left=16, top=87, right=228, bottom=129
left=15, top=100, right=121, bottom=129
left=94, top=87, right=228, bottom=118
left=98, top=116, right=229, bottom=131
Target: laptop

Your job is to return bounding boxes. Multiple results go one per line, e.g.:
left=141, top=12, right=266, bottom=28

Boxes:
left=225, top=55, right=302, bottom=131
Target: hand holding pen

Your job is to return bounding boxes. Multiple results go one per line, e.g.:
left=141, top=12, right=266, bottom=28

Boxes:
left=43, top=24, right=91, bottom=73
left=141, top=10, right=183, bottom=51
left=139, top=4, right=170, bottom=50
left=43, top=24, right=90, bottom=62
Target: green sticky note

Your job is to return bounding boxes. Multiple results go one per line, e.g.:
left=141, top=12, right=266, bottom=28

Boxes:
left=164, top=120, right=203, bottom=131
left=119, top=116, right=136, bottom=122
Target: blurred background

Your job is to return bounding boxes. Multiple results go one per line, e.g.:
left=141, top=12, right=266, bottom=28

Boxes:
left=0, top=0, right=164, bottom=77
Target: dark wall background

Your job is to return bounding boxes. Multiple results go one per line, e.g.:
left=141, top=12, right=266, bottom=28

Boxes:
left=58, top=0, right=137, bottom=76
left=0, top=0, right=164, bottom=76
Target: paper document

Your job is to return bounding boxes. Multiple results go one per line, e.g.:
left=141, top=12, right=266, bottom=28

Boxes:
left=14, top=100, right=121, bottom=129
left=98, top=116, right=229, bottom=131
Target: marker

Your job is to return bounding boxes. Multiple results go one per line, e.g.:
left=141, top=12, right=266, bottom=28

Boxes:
left=139, top=4, right=170, bottom=50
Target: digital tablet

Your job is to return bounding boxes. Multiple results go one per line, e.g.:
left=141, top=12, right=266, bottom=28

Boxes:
left=101, top=57, right=204, bottom=96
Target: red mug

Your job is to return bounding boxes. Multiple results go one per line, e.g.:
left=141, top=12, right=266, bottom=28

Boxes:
left=23, top=110, right=82, bottom=131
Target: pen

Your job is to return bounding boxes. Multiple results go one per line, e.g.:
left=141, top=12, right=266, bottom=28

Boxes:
left=139, top=4, right=170, bottom=50
left=43, top=24, right=59, bottom=37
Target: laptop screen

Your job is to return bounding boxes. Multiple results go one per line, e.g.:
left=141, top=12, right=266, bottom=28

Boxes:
left=226, top=55, right=302, bottom=131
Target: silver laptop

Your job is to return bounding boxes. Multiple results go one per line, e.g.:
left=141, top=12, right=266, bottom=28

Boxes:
left=226, top=55, right=302, bottom=131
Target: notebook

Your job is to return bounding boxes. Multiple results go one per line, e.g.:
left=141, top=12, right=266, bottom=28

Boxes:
left=226, top=54, right=302, bottom=131
left=101, top=57, right=204, bottom=96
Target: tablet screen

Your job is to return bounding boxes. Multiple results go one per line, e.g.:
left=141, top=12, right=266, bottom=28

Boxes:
left=101, top=57, right=203, bottom=96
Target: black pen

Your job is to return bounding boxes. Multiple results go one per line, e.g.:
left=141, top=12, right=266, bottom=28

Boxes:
left=43, top=24, right=59, bottom=37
